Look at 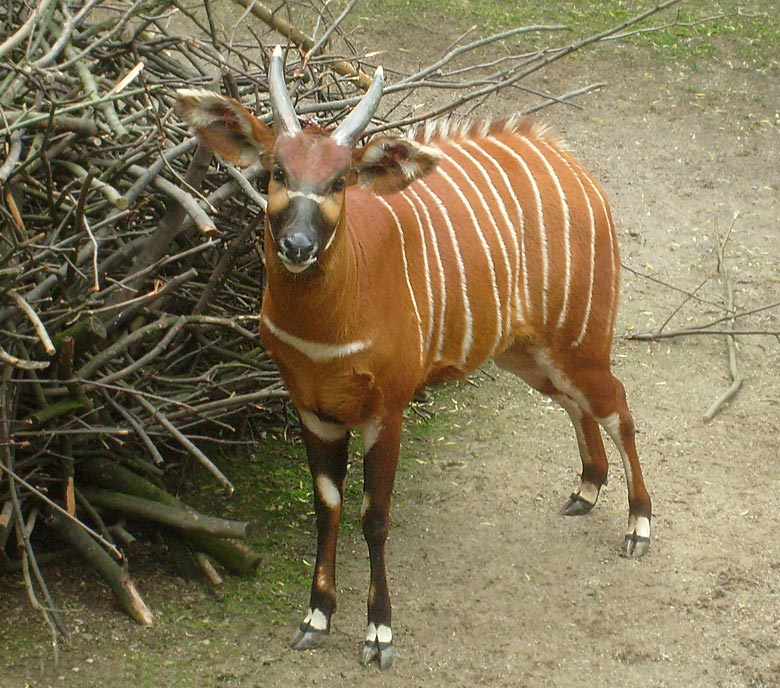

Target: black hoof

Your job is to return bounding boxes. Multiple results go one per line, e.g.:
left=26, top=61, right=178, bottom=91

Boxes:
left=561, top=493, right=596, bottom=516
left=622, top=533, right=651, bottom=558
left=361, top=640, right=394, bottom=670
left=291, top=625, right=329, bottom=650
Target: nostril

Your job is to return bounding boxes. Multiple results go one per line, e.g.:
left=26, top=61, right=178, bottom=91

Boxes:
left=280, top=233, right=317, bottom=262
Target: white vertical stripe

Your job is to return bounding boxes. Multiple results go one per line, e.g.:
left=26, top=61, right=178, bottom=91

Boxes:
left=463, top=139, right=526, bottom=325
left=437, top=164, right=503, bottom=355
left=535, top=141, right=597, bottom=347
left=488, top=138, right=548, bottom=325
left=572, top=170, right=598, bottom=347
left=406, top=186, right=448, bottom=360
left=517, top=136, right=571, bottom=331
left=397, top=191, right=434, bottom=358
left=451, top=142, right=515, bottom=345
left=376, top=197, right=424, bottom=366
left=417, top=180, right=474, bottom=366
left=587, top=181, right=618, bottom=342
left=607, top=205, right=619, bottom=341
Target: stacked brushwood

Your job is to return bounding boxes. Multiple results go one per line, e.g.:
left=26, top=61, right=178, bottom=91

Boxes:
left=0, top=0, right=687, bottom=637
left=0, top=0, right=296, bottom=634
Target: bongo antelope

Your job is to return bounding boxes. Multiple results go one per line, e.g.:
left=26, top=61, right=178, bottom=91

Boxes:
left=176, top=46, right=652, bottom=670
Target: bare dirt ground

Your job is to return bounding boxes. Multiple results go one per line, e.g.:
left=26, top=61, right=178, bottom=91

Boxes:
left=2, top=7, right=779, bottom=688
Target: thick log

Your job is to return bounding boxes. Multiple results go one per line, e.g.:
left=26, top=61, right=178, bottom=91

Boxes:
left=78, top=457, right=262, bottom=576
left=47, top=509, right=153, bottom=625
left=80, top=487, right=254, bottom=540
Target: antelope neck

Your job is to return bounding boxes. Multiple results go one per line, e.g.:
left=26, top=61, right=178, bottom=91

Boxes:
left=263, top=213, right=361, bottom=342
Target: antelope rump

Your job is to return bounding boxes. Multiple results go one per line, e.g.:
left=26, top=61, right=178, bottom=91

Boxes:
left=176, top=46, right=652, bottom=670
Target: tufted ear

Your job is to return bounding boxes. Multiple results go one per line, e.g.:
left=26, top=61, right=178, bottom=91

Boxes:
left=351, top=136, right=442, bottom=195
left=175, top=89, right=276, bottom=168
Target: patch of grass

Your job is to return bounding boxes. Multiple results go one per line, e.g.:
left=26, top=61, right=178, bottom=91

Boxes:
left=357, top=0, right=779, bottom=73
left=188, top=435, right=316, bottom=615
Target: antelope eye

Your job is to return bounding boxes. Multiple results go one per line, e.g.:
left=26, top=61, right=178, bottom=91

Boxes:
left=331, top=177, right=346, bottom=193
left=272, top=167, right=285, bottom=183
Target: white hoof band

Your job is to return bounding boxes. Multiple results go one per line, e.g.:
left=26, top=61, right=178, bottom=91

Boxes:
left=365, top=622, right=392, bottom=644
left=303, top=607, right=329, bottom=632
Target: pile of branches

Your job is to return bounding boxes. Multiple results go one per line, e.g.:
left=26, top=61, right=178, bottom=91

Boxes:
left=0, top=0, right=688, bottom=639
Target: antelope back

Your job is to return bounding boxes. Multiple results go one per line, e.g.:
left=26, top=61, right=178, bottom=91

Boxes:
left=370, top=117, right=619, bottom=383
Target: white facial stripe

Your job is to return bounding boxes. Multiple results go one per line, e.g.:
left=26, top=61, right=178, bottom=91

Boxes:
left=261, top=314, right=371, bottom=363
left=287, top=190, right=327, bottom=204
left=376, top=197, right=425, bottom=367
left=417, top=180, right=474, bottom=367
left=323, top=223, right=338, bottom=251
left=315, top=474, right=341, bottom=509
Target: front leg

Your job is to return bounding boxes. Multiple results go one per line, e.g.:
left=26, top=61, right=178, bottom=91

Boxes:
left=292, top=409, right=350, bottom=650
left=359, top=412, right=402, bottom=670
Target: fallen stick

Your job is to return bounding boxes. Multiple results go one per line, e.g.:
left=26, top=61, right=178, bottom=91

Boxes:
left=80, top=486, right=255, bottom=539
left=703, top=213, right=745, bottom=422
left=47, top=509, right=154, bottom=625
left=627, top=328, right=780, bottom=340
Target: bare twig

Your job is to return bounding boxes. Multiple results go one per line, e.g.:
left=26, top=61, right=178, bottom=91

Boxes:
left=703, top=212, right=744, bottom=422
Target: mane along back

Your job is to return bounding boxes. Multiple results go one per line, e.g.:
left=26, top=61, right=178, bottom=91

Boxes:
left=413, top=115, right=565, bottom=151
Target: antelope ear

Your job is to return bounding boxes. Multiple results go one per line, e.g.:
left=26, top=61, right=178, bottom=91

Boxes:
left=351, top=136, right=441, bottom=195
left=175, top=89, right=276, bottom=168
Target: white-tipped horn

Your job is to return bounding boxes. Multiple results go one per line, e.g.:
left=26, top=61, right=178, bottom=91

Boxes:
left=269, top=45, right=301, bottom=137
left=331, top=66, right=384, bottom=147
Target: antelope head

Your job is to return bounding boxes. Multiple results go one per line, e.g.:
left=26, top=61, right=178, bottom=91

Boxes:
left=176, top=47, right=441, bottom=275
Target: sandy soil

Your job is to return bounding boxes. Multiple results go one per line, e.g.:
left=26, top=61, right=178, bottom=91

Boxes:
left=2, top=8, right=779, bottom=688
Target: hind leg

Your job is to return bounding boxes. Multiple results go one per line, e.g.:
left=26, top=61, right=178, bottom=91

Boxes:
left=590, top=375, right=652, bottom=557
left=554, top=394, right=610, bottom=516
left=494, top=349, right=610, bottom=516
left=532, top=351, right=652, bottom=558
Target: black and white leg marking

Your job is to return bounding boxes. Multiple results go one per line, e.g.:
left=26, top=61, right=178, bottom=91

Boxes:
left=292, top=409, right=350, bottom=650
left=598, top=412, right=651, bottom=558
left=556, top=394, right=600, bottom=515
left=358, top=413, right=401, bottom=670
left=361, top=621, right=394, bottom=670
left=555, top=394, right=609, bottom=517
left=292, top=608, right=330, bottom=649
